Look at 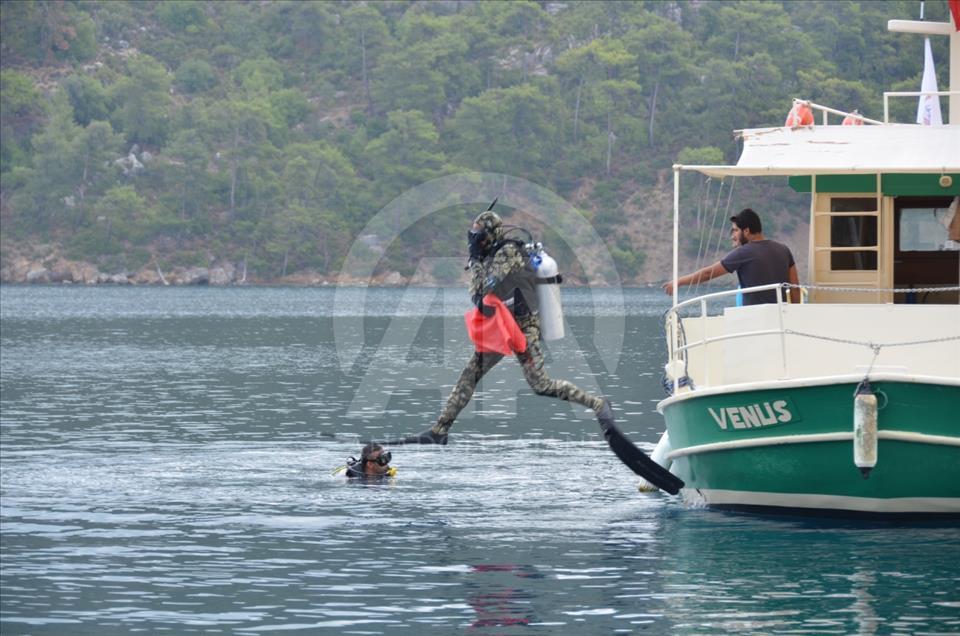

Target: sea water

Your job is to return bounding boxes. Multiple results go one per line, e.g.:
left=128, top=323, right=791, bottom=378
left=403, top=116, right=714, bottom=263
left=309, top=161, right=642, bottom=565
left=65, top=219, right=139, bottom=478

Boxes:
left=1, top=285, right=958, bottom=635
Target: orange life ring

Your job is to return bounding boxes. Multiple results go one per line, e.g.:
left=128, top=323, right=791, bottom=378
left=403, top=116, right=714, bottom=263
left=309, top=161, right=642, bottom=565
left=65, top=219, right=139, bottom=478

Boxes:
left=785, top=103, right=814, bottom=127
left=842, top=112, right=864, bottom=126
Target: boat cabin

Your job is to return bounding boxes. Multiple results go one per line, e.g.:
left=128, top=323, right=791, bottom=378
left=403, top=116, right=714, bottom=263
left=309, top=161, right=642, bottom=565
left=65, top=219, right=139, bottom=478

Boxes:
left=792, top=174, right=959, bottom=304
left=664, top=123, right=959, bottom=392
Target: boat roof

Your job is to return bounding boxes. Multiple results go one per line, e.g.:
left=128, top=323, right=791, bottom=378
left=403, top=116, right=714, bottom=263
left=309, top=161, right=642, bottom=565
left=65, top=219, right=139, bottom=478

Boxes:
left=677, top=124, right=960, bottom=178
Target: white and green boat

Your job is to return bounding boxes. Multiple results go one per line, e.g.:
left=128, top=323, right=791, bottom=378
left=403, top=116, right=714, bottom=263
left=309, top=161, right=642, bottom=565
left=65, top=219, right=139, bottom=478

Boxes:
left=655, top=13, right=960, bottom=517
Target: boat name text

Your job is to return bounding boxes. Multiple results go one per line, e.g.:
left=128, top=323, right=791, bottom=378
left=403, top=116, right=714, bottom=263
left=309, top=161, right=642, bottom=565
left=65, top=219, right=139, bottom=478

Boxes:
left=708, top=400, right=796, bottom=430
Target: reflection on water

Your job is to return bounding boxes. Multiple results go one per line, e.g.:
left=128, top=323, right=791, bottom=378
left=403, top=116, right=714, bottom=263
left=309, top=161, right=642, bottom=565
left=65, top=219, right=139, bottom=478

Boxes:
left=2, top=286, right=958, bottom=634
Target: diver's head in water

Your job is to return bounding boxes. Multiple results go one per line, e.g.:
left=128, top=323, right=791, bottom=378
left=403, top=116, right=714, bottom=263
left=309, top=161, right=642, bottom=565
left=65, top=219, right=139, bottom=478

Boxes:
left=360, top=442, right=392, bottom=476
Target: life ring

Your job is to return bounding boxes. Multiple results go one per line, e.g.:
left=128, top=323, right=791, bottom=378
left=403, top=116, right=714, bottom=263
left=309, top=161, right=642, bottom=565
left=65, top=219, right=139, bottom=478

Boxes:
left=842, top=111, right=864, bottom=126
left=785, top=102, right=814, bottom=127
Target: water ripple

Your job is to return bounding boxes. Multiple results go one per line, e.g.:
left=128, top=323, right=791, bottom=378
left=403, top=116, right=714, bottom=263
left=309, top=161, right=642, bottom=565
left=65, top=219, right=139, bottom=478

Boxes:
left=3, top=287, right=958, bottom=634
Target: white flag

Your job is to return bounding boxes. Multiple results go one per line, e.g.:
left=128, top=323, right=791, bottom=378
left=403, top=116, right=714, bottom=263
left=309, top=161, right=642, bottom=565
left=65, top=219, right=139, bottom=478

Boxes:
left=916, top=37, right=943, bottom=125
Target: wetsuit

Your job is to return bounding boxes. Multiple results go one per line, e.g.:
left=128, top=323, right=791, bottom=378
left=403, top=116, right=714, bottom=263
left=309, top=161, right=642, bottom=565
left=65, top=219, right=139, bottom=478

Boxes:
left=431, top=241, right=603, bottom=437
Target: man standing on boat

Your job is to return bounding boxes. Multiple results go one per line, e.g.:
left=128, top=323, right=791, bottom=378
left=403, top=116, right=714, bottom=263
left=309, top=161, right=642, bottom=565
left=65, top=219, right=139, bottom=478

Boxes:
left=663, top=208, right=800, bottom=305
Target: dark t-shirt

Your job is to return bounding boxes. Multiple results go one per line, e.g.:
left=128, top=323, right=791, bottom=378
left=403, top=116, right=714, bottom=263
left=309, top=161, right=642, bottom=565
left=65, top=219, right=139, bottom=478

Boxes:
left=721, top=240, right=795, bottom=305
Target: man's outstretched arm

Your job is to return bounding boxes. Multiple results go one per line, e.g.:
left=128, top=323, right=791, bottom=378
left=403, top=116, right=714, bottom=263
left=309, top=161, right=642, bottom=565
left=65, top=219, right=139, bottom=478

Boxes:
left=662, top=261, right=729, bottom=296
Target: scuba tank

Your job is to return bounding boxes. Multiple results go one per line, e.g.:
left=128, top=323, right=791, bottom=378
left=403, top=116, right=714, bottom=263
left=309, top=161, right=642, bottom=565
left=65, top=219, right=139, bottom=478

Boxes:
left=492, top=221, right=566, bottom=340
left=529, top=244, right=564, bottom=341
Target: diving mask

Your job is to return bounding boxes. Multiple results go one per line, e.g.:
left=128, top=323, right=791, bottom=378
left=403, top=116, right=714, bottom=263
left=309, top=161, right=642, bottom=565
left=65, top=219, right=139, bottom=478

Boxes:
left=370, top=450, right=392, bottom=467
left=468, top=229, right=488, bottom=260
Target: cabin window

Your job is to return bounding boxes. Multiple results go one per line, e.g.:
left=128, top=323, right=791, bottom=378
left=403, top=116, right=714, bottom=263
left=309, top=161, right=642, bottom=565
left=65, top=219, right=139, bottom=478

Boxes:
left=830, top=198, right=876, bottom=212
left=898, top=204, right=958, bottom=252
left=893, top=196, right=960, bottom=296
left=829, top=215, right=878, bottom=270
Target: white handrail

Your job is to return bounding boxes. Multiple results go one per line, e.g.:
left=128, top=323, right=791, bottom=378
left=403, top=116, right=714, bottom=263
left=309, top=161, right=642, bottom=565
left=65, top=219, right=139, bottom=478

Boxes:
left=675, top=328, right=784, bottom=353
left=883, top=90, right=960, bottom=123
left=666, top=283, right=788, bottom=389
left=670, top=282, right=785, bottom=314
left=794, top=99, right=885, bottom=126
left=662, top=283, right=959, bottom=392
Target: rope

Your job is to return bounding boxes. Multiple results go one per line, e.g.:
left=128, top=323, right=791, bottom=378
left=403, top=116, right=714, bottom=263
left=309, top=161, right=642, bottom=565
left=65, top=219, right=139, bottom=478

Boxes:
left=692, top=179, right=725, bottom=298
left=691, top=177, right=712, bottom=293
left=713, top=176, right=737, bottom=264
left=783, top=329, right=959, bottom=350
left=783, top=328, right=959, bottom=390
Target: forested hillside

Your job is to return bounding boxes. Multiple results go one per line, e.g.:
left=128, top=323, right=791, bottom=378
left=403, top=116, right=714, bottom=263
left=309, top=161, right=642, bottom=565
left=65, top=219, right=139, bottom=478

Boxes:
left=0, top=0, right=950, bottom=284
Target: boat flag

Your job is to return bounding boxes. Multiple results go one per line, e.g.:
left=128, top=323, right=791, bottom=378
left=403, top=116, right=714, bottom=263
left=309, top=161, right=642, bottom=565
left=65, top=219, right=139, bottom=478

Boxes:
left=916, top=37, right=943, bottom=125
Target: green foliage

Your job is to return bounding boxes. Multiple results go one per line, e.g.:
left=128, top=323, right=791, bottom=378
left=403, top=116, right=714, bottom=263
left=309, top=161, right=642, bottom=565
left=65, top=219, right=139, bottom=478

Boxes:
left=0, top=70, right=44, bottom=119
left=94, top=184, right=146, bottom=240
left=175, top=60, right=218, bottom=94
left=611, top=243, right=645, bottom=279
left=363, top=110, right=446, bottom=201
left=111, top=55, right=173, bottom=147
left=677, top=146, right=726, bottom=166
left=1, top=70, right=47, bottom=173
left=232, top=57, right=285, bottom=95
left=62, top=75, right=110, bottom=126
left=0, top=0, right=96, bottom=64
left=269, top=89, right=310, bottom=128
left=446, top=83, right=560, bottom=182
left=156, top=1, right=209, bottom=33
left=1, top=0, right=951, bottom=277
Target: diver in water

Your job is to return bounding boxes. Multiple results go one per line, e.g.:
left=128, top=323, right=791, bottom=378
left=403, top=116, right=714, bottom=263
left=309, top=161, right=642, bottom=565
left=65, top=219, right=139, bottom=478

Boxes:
left=343, top=442, right=396, bottom=478
left=387, top=206, right=613, bottom=445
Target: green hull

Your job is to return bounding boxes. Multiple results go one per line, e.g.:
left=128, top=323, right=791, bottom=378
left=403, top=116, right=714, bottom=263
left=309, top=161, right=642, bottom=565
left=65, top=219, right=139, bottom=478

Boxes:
left=661, top=381, right=960, bottom=515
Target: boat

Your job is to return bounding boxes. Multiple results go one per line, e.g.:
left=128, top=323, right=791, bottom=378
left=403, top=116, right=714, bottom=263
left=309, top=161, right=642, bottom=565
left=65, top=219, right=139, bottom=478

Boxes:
left=655, top=8, right=960, bottom=517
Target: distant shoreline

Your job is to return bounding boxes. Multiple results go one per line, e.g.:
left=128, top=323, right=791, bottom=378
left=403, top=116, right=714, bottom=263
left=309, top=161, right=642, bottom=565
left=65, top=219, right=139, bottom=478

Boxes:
left=0, top=255, right=660, bottom=287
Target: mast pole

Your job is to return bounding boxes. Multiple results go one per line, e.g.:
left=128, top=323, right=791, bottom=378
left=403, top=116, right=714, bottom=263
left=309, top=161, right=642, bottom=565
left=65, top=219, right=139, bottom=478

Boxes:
left=888, top=7, right=960, bottom=123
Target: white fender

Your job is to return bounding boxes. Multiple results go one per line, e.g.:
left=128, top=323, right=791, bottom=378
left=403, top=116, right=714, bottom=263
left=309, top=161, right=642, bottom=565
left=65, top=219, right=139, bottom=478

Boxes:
left=853, top=384, right=878, bottom=478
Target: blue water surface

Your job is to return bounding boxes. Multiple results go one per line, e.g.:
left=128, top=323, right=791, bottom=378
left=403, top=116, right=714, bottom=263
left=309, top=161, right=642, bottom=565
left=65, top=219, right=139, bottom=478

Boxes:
left=1, top=285, right=957, bottom=635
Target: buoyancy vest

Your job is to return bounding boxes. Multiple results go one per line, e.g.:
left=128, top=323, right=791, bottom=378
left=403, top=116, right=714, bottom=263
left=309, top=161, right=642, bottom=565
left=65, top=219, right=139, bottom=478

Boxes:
left=344, top=459, right=365, bottom=478
left=487, top=240, right=539, bottom=316
left=343, top=459, right=397, bottom=479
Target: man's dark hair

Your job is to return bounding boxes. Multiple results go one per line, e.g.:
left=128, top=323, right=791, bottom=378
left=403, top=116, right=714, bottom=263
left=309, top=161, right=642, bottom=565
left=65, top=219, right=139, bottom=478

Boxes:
left=361, top=442, right=383, bottom=462
left=730, top=208, right=762, bottom=234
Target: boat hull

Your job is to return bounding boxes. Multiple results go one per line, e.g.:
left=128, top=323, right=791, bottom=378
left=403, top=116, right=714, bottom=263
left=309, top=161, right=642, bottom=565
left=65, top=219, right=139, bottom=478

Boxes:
left=660, top=380, right=960, bottom=516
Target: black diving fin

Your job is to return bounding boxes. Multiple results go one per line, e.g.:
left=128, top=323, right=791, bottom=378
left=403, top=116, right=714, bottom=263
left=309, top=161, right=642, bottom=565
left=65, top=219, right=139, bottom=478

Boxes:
left=377, top=428, right=449, bottom=446
left=597, top=400, right=684, bottom=495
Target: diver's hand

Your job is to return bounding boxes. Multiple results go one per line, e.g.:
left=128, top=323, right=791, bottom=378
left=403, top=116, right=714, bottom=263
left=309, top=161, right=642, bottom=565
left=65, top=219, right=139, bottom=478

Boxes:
left=473, top=293, right=495, bottom=318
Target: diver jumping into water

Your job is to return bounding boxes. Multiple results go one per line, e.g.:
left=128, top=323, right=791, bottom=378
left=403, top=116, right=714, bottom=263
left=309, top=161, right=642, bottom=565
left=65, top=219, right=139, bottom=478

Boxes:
left=377, top=203, right=684, bottom=495
left=386, top=206, right=606, bottom=445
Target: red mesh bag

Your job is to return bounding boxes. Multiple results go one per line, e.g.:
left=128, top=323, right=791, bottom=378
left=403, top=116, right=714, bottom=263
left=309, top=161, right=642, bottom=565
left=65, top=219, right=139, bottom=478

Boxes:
left=465, top=294, right=527, bottom=355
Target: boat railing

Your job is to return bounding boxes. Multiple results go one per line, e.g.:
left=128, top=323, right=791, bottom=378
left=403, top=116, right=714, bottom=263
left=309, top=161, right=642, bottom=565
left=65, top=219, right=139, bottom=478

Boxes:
left=665, top=283, right=789, bottom=393
left=795, top=99, right=884, bottom=125
left=663, top=283, right=960, bottom=393
left=787, top=94, right=960, bottom=125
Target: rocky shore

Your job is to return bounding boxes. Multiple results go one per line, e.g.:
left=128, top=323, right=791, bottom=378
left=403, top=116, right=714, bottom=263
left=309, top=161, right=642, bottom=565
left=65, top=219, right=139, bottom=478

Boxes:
left=0, top=254, right=454, bottom=287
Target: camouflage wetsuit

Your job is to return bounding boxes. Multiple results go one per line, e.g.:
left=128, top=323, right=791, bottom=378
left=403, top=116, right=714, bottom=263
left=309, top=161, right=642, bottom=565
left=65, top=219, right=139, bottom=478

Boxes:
left=431, top=215, right=604, bottom=436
